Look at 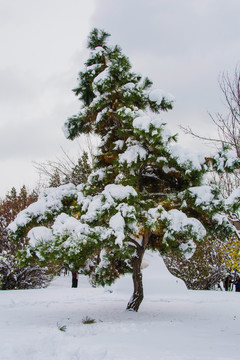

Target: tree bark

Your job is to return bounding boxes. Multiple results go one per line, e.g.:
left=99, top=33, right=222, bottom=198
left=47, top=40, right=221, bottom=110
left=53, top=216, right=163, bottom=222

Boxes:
left=72, top=272, right=78, bottom=288
left=126, top=231, right=150, bottom=312
left=126, top=253, right=144, bottom=312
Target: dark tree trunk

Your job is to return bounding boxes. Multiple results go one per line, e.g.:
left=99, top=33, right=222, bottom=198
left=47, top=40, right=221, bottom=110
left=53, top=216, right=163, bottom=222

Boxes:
left=126, top=254, right=144, bottom=312
left=126, top=232, right=150, bottom=312
left=72, top=272, right=78, bottom=288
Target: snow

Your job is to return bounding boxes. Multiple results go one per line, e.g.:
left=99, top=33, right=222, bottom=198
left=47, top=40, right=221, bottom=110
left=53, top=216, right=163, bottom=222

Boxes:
left=109, top=212, right=125, bottom=246
left=170, top=145, right=205, bottom=171
left=179, top=239, right=197, bottom=259
left=1, top=252, right=240, bottom=360
left=147, top=206, right=206, bottom=247
left=28, top=226, right=53, bottom=247
left=226, top=187, right=240, bottom=206
left=119, top=144, right=147, bottom=164
left=149, top=88, right=164, bottom=104
left=81, top=184, right=138, bottom=223
left=8, top=184, right=77, bottom=232
left=133, top=115, right=163, bottom=133
left=189, top=185, right=215, bottom=206
left=213, top=148, right=239, bottom=172
left=225, top=149, right=239, bottom=167
left=88, top=168, right=106, bottom=183
left=148, top=89, right=175, bottom=104
left=162, top=165, right=178, bottom=173
left=114, top=140, right=124, bottom=150
left=93, top=67, right=109, bottom=84
left=10, top=183, right=139, bottom=250
left=164, top=209, right=206, bottom=242
left=81, top=194, right=103, bottom=222
left=103, top=184, right=137, bottom=200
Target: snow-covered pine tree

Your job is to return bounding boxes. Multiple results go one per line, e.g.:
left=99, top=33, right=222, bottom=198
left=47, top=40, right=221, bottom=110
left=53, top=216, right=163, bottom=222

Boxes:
left=0, top=187, right=51, bottom=290
left=8, top=29, right=240, bottom=311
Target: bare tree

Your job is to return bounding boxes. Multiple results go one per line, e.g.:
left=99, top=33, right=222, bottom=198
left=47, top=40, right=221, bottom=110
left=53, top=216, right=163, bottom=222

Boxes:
left=181, top=66, right=240, bottom=196
left=34, top=135, right=95, bottom=187
left=164, top=66, right=240, bottom=289
left=182, top=65, right=240, bottom=157
left=214, top=67, right=240, bottom=157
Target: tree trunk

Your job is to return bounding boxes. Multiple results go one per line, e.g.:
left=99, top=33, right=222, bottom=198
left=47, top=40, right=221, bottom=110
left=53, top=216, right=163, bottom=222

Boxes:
left=71, top=272, right=78, bottom=288
left=126, top=231, right=150, bottom=312
left=126, top=254, right=144, bottom=312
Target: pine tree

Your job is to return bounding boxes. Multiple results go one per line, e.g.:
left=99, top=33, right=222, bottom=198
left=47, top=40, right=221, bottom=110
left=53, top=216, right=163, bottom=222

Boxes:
left=49, top=169, right=62, bottom=187
left=0, top=187, right=51, bottom=290
left=9, top=29, right=240, bottom=311
left=70, top=151, right=92, bottom=185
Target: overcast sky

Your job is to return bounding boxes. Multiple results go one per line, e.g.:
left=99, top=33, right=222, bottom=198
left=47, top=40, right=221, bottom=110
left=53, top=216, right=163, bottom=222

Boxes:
left=0, top=0, right=239, bottom=197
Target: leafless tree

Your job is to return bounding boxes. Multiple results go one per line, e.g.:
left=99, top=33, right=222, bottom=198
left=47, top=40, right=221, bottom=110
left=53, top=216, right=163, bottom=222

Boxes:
left=33, top=135, right=96, bottom=187
left=214, top=67, right=240, bottom=157
left=182, top=65, right=240, bottom=157
left=181, top=66, right=240, bottom=197
left=164, top=67, right=240, bottom=288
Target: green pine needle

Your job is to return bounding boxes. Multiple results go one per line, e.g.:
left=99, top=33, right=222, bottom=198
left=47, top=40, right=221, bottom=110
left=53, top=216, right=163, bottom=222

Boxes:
left=82, top=316, right=96, bottom=324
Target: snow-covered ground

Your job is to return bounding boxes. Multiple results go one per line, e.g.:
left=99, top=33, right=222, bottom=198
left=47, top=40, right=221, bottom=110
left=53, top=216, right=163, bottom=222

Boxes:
left=1, top=253, right=240, bottom=360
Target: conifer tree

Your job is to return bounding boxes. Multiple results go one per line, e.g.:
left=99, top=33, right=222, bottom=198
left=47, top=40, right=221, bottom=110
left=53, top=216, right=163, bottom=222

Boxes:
left=0, top=187, right=51, bottom=290
left=36, top=151, right=92, bottom=187
left=70, top=152, right=92, bottom=185
left=9, top=29, right=240, bottom=311
left=49, top=169, right=62, bottom=188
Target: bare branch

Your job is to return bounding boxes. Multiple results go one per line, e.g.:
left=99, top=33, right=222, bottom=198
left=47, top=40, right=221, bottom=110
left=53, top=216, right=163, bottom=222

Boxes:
left=33, top=136, right=96, bottom=186
left=180, top=125, right=227, bottom=145
left=182, top=65, right=240, bottom=157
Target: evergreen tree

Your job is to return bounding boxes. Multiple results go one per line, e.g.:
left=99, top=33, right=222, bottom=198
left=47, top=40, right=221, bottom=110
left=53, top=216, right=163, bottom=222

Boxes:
left=37, top=151, right=92, bottom=187
left=70, top=151, right=91, bottom=185
left=9, top=29, right=240, bottom=311
left=0, top=186, right=51, bottom=290
left=49, top=169, right=62, bottom=188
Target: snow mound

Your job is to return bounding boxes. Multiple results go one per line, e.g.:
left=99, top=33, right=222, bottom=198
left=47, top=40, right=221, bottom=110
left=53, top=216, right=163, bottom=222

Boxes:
left=111, top=252, right=187, bottom=296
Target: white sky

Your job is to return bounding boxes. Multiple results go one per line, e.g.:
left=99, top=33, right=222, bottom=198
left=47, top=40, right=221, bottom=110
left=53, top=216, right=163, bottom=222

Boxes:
left=0, top=0, right=240, bottom=197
